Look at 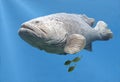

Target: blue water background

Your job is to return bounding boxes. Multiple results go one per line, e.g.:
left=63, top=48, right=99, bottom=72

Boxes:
left=1, top=0, right=120, bottom=82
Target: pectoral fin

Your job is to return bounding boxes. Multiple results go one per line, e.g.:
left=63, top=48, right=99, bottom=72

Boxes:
left=64, top=34, right=86, bottom=54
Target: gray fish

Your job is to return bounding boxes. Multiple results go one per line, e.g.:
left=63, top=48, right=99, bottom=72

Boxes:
left=18, top=13, right=113, bottom=55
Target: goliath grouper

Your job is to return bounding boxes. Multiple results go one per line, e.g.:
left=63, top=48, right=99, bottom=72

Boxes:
left=18, top=13, right=113, bottom=55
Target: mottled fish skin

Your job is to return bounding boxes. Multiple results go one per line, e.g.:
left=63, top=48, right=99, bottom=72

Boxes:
left=18, top=13, right=113, bottom=55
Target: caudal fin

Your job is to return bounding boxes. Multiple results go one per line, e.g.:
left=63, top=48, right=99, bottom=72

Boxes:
left=94, top=21, right=113, bottom=40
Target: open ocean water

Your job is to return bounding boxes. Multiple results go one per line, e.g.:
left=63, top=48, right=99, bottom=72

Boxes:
left=0, top=0, right=120, bottom=82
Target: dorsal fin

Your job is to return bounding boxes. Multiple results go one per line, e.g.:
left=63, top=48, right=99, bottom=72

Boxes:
left=84, top=43, right=92, bottom=51
left=81, top=14, right=95, bottom=26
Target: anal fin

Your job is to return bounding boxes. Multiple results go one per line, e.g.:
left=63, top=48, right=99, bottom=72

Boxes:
left=84, top=43, right=92, bottom=51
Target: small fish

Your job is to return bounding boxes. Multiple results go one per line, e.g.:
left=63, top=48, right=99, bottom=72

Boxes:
left=72, top=56, right=82, bottom=62
left=64, top=60, right=72, bottom=65
left=68, top=66, right=75, bottom=72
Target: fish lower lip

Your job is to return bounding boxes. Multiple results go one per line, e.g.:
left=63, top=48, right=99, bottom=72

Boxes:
left=22, top=25, right=34, bottom=31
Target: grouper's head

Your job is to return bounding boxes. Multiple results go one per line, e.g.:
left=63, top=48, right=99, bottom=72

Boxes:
left=18, top=17, right=67, bottom=53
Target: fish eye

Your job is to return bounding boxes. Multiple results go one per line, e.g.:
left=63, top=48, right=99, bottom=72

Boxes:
left=35, top=21, right=39, bottom=23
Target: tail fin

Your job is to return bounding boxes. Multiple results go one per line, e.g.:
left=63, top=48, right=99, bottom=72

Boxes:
left=94, top=21, right=113, bottom=40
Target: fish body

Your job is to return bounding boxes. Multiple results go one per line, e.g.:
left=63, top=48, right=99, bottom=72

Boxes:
left=18, top=13, right=113, bottom=55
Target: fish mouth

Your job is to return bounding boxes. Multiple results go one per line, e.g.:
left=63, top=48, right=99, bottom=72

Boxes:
left=21, top=24, right=35, bottom=32
left=18, top=24, right=40, bottom=43
left=18, top=24, right=50, bottom=46
left=18, top=24, right=48, bottom=46
left=19, top=24, right=38, bottom=36
left=20, top=24, right=47, bottom=36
